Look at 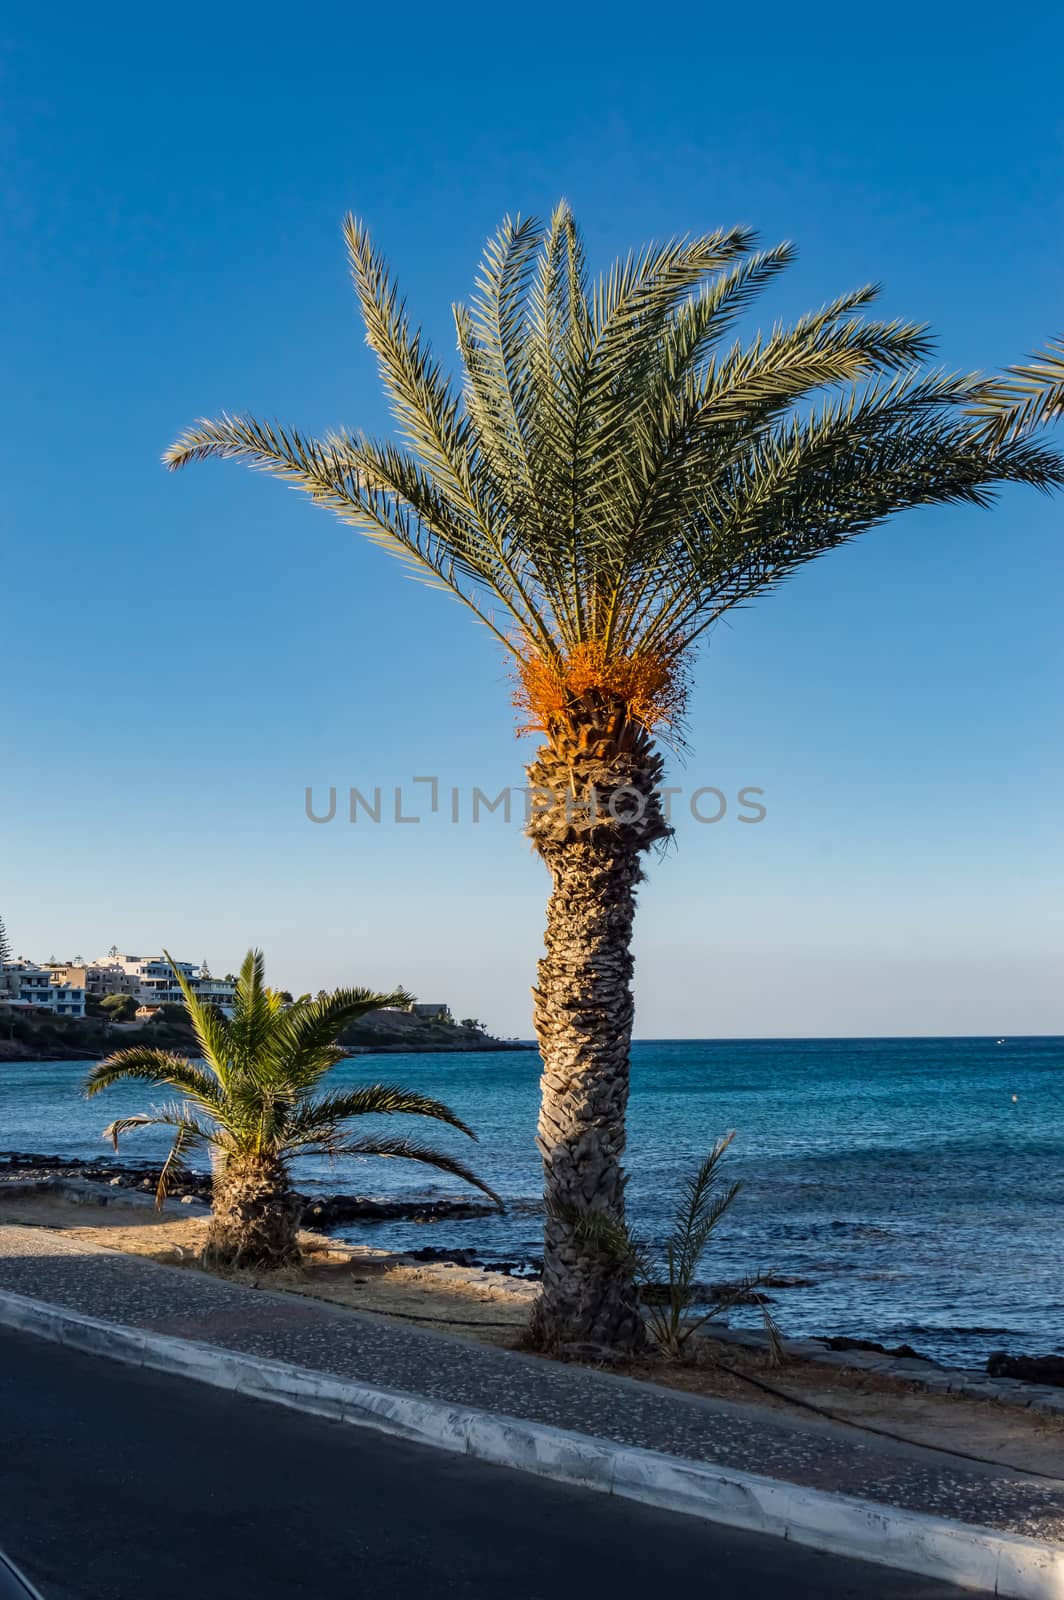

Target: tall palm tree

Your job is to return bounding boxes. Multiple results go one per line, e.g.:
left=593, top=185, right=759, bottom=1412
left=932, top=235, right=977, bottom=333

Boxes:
left=968, top=338, right=1064, bottom=447
left=165, top=208, right=1063, bottom=1347
left=86, top=950, right=499, bottom=1267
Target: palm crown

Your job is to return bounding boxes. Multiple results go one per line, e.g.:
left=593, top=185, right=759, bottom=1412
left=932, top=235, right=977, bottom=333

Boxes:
left=165, top=205, right=1062, bottom=751
left=85, top=950, right=499, bottom=1206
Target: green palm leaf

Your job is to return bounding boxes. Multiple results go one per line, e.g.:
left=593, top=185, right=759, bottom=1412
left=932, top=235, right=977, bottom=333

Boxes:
left=968, top=339, right=1064, bottom=447
left=86, top=1048, right=226, bottom=1117
left=161, top=950, right=234, bottom=1084
left=286, top=1084, right=478, bottom=1146
left=335, top=1135, right=502, bottom=1206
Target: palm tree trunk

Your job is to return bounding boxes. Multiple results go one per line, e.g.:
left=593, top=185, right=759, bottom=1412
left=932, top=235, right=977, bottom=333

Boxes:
left=529, top=837, right=647, bottom=1352
left=525, top=710, right=669, bottom=1354
left=203, top=1153, right=302, bottom=1269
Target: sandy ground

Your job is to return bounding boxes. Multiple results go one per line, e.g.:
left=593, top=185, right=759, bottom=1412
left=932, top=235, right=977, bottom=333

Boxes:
left=2, top=1191, right=1062, bottom=1476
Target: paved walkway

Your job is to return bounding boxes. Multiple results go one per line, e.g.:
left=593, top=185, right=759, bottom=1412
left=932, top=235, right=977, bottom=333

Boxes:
left=0, top=1224, right=1061, bottom=1543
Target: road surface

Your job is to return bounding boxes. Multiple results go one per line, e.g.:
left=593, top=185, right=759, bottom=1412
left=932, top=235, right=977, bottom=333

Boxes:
left=0, top=1328, right=983, bottom=1599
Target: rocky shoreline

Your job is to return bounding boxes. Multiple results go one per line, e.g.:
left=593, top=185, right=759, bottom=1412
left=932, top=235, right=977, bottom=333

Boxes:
left=0, top=1151, right=501, bottom=1229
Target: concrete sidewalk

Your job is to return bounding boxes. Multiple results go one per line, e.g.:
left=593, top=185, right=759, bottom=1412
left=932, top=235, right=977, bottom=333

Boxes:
left=0, top=1224, right=1061, bottom=1597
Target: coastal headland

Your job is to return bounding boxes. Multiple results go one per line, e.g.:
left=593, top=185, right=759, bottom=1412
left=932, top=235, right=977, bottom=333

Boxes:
left=0, top=1006, right=532, bottom=1063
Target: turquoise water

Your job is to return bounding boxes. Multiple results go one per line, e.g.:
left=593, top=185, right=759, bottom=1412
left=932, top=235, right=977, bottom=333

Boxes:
left=2, top=1036, right=1062, bottom=1365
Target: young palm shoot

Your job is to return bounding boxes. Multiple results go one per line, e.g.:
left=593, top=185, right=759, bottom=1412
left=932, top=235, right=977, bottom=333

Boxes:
left=645, top=1133, right=778, bottom=1359
left=165, top=208, right=1064, bottom=1349
left=85, top=950, right=500, bottom=1268
left=570, top=1132, right=777, bottom=1359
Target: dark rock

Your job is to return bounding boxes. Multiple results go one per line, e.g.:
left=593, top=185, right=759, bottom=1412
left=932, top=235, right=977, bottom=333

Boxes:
left=337, top=1010, right=533, bottom=1055
left=824, top=1336, right=925, bottom=1360
left=1, top=1153, right=497, bottom=1227
left=557, top=1341, right=628, bottom=1366
left=986, top=1350, right=1064, bottom=1387
left=642, top=1280, right=777, bottom=1307
left=300, top=1193, right=499, bottom=1226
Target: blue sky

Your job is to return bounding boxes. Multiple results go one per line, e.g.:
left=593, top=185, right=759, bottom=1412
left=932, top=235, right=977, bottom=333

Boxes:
left=2, top=1, right=1061, bottom=1036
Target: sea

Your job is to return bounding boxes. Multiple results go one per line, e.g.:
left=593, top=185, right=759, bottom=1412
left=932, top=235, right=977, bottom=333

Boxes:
left=2, top=1036, right=1061, bottom=1368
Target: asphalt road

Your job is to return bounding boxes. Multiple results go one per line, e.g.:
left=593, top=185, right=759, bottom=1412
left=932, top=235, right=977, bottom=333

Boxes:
left=0, top=1329, right=984, bottom=1600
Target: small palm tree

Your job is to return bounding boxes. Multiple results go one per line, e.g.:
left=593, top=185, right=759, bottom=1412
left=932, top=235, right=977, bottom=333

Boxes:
left=85, top=950, right=499, bottom=1267
left=566, top=1133, right=778, bottom=1360
left=165, top=208, right=1063, bottom=1348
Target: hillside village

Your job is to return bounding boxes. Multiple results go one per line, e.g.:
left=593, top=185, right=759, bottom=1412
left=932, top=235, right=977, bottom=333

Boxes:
left=0, top=921, right=526, bottom=1058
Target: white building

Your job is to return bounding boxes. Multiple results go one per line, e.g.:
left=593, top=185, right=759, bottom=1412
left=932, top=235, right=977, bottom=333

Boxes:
left=0, top=961, right=86, bottom=1018
left=97, top=955, right=237, bottom=1017
left=407, top=1002, right=452, bottom=1021
left=47, top=962, right=139, bottom=1000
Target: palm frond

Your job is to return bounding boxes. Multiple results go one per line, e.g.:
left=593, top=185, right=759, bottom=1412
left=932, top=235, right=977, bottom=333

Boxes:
left=161, top=948, right=233, bottom=1084
left=86, top=1048, right=226, bottom=1116
left=968, top=338, right=1064, bottom=447
left=667, top=1131, right=741, bottom=1291
left=456, top=212, right=544, bottom=525
left=154, top=1118, right=206, bottom=1206
left=336, top=1135, right=503, bottom=1206
left=639, top=378, right=1064, bottom=655
left=263, top=988, right=411, bottom=1096
left=344, top=214, right=478, bottom=507
left=164, top=413, right=530, bottom=656
left=286, top=1083, right=477, bottom=1147
left=678, top=1269, right=784, bottom=1366
left=102, top=1104, right=216, bottom=1153
left=561, top=1205, right=648, bottom=1276
left=228, top=947, right=285, bottom=1075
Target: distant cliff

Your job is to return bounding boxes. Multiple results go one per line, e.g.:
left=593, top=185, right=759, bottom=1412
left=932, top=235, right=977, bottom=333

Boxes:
left=0, top=1012, right=198, bottom=1062
left=338, top=1009, right=531, bottom=1053
left=0, top=1006, right=531, bottom=1061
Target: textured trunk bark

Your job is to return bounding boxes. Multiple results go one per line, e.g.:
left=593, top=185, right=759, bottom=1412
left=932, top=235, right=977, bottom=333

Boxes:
left=203, top=1153, right=302, bottom=1269
left=529, top=837, right=647, bottom=1352
left=523, top=694, right=671, bottom=1354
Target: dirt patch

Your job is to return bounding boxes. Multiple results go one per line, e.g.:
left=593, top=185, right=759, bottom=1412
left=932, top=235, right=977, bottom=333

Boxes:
left=640, top=1342, right=1064, bottom=1477
left=0, top=1192, right=534, bottom=1347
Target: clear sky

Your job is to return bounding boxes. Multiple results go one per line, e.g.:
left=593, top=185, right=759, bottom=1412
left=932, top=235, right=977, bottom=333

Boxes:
left=2, top=2, right=1061, bottom=1038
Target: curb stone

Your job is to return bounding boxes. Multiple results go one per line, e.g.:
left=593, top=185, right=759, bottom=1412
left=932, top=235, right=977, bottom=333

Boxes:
left=0, top=1290, right=1062, bottom=1597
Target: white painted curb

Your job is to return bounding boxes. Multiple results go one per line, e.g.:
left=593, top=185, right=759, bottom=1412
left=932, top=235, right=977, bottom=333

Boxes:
left=0, top=1289, right=1060, bottom=1599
